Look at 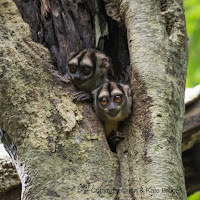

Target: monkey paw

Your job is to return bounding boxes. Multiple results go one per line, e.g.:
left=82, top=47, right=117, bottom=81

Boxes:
left=73, top=91, right=93, bottom=102
left=107, top=131, right=125, bottom=145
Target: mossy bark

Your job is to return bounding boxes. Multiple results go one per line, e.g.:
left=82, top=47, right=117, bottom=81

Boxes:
left=0, top=0, right=118, bottom=199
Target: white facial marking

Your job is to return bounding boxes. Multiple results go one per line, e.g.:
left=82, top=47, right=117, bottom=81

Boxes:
left=69, top=58, right=78, bottom=65
left=111, top=89, right=122, bottom=97
left=80, top=57, right=93, bottom=67
left=99, top=91, right=109, bottom=99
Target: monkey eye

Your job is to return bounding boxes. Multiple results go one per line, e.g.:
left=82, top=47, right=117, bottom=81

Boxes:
left=99, top=97, right=108, bottom=106
left=69, top=64, right=77, bottom=73
left=114, top=95, right=122, bottom=103
left=82, top=66, right=92, bottom=75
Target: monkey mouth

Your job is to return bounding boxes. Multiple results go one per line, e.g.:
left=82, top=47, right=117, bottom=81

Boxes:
left=74, top=79, right=86, bottom=85
left=107, top=110, right=120, bottom=118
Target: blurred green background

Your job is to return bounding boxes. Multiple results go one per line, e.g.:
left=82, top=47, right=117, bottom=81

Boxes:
left=184, top=1, right=200, bottom=199
left=184, top=0, right=200, bottom=88
left=188, top=191, right=200, bottom=200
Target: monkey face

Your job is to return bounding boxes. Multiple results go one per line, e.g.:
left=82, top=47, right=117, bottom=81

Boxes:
left=68, top=49, right=114, bottom=92
left=98, top=93, right=123, bottom=118
left=68, top=51, right=95, bottom=86
left=68, top=63, right=94, bottom=86
left=94, top=82, right=131, bottom=121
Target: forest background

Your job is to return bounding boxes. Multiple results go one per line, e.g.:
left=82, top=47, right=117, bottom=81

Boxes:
left=184, top=0, right=200, bottom=88
left=185, top=0, right=200, bottom=199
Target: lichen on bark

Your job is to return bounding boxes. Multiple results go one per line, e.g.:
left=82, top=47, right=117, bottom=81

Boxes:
left=0, top=0, right=119, bottom=199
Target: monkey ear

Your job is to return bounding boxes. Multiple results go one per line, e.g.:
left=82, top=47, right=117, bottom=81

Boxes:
left=101, top=57, right=112, bottom=68
left=122, top=84, right=132, bottom=97
left=100, top=57, right=114, bottom=76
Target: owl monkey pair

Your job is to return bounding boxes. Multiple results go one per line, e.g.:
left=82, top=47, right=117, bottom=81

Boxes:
left=68, top=49, right=132, bottom=150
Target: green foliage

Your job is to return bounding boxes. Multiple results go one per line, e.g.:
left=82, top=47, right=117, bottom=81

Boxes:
left=188, top=191, right=200, bottom=200
left=184, top=0, right=200, bottom=87
left=184, top=2, right=200, bottom=199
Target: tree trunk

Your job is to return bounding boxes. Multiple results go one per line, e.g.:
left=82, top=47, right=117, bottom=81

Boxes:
left=0, top=1, right=118, bottom=199
left=0, top=0, right=188, bottom=200
left=105, top=0, right=188, bottom=199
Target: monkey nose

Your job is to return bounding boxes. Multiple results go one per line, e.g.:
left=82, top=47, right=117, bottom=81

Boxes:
left=74, top=77, right=85, bottom=85
left=107, top=108, right=120, bottom=118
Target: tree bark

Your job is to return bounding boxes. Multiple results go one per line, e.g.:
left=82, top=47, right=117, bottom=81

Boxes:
left=0, top=1, right=118, bottom=199
left=0, top=143, right=21, bottom=200
left=0, top=0, right=188, bottom=200
left=2, top=89, right=200, bottom=199
left=105, top=0, right=188, bottom=199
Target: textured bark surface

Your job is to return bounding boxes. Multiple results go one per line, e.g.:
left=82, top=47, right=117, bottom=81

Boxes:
left=2, top=89, right=200, bottom=198
left=1, top=0, right=189, bottom=199
left=105, top=0, right=188, bottom=199
left=12, top=0, right=130, bottom=80
left=0, top=0, right=118, bottom=199
left=0, top=144, right=21, bottom=199
left=13, top=0, right=96, bottom=74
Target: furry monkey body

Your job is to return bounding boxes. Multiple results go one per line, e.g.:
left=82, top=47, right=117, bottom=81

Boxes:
left=68, top=49, right=132, bottom=149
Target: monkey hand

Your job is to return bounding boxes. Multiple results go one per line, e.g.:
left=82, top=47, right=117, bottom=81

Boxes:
left=107, top=131, right=125, bottom=152
left=73, top=91, right=93, bottom=102
left=108, top=130, right=125, bottom=145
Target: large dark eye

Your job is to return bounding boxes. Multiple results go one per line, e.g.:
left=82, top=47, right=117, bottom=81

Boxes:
left=69, top=64, right=77, bottom=73
left=99, top=97, right=108, bottom=106
left=114, top=95, right=122, bottom=103
left=82, top=66, right=92, bottom=75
